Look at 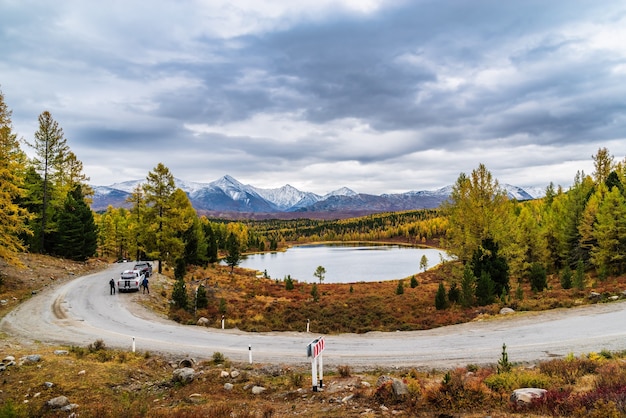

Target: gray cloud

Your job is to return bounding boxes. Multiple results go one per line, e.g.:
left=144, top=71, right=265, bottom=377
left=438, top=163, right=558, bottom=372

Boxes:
left=2, top=0, right=626, bottom=195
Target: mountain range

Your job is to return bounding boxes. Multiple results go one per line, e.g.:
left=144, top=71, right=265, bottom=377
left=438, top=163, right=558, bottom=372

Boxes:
left=91, top=175, right=546, bottom=219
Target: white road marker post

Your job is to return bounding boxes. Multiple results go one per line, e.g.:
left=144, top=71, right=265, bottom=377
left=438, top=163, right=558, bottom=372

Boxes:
left=221, top=315, right=225, bottom=330
left=248, top=344, right=252, bottom=364
left=307, top=319, right=310, bottom=333
left=132, top=337, right=136, bottom=353
left=307, top=336, right=325, bottom=392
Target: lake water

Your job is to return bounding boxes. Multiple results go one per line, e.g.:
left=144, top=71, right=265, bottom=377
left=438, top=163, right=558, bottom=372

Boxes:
left=237, top=243, right=449, bottom=283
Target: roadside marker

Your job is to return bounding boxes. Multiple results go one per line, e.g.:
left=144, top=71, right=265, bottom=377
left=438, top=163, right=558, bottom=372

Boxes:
left=307, top=336, right=325, bottom=391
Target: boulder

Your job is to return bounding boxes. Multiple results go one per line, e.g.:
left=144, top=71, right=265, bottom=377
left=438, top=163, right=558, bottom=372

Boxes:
left=224, top=383, right=234, bottom=391
left=46, top=395, right=70, bottom=409
left=391, top=378, right=409, bottom=397
left=510, top=388, right=547, bottom=405
left=172, top=368, right=196, bottom=384
left=230, top=370, right=240, bottom=378
left=500, top=307, right=515, bottom=315
left=220, top=370, right=230, bottom=378
left=251, top=385, right=266, bottom=395
left=197, top=317, right=210, bottom=326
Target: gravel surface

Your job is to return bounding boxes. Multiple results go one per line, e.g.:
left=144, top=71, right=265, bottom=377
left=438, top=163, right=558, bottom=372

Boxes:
left=3, top=263, right=626, bottom=369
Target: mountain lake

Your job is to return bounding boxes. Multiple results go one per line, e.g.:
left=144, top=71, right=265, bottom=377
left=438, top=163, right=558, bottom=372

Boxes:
left=234, top=243, right=450, bottom=284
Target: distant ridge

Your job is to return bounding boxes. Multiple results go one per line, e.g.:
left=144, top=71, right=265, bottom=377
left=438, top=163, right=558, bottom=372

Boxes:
left=92, top=175, right=546, bottom=218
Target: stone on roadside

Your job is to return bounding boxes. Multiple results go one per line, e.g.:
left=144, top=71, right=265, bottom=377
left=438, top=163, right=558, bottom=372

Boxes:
left=510, top=388, right=547, bottom=405
left=251, top=385, right=266, bottom=395
left=172, top=368, right=196, bottom=384
left=46, top=395, right=69, bottom=409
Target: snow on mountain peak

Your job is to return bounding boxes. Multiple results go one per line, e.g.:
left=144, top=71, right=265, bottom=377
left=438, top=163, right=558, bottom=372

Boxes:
left=324, top=187, right=357, bottom=198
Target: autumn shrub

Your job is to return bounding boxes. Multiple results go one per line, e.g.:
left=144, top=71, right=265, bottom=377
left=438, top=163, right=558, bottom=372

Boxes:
left=484, top=370, right=551, bottom=393
left=426, top=368, right=494, bottom=411
left=337, top=365, right=351, bottom=377
left=539, top=357, right=599, bottom=384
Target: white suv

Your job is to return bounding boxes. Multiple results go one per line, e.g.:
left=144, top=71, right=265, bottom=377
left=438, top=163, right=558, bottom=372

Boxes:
left=117, top=269, right=143, bottom=292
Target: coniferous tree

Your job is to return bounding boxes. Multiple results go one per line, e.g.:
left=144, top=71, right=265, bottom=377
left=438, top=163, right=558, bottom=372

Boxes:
left=447, top=282, right=460, bottom=304
left=142, top=164, right=191, bottom=273
left=460, top=264, right=476, bottom=307
left=396, top=280, right=404, bottom=295
left=443, top=164, right=511, bottom=263
left=528, top=262, right=548, bottom=292
left=560, top=265, right=573, bottom=289
left=435, top=282, right=448, bottom=310
left=410, top=275, right=419, bottom=288
left=225, top=232, right=241, bottom=272
left=54, top=185, right=98, bottom=261
left=310, top=283, right=319, bottom=302
left=591, top=186, right=626, bottom=275
left=172, top=278, right=188, bottom=310
left=195, top=285, right=208, bottom=310
left=471, top=238, right=509, bottom=299
left=203, top=221, right=219, bottom=263
left=284, top=275, right=294, bottom=291
left=28, top=111, right=69, bottom=253
left=174, top=258, right=186, bottom=280
left=475, top=271, right=495, bottom=306
left=574, top=259, right=585, bottom=290
left=0, top=88, right=32, bottom=265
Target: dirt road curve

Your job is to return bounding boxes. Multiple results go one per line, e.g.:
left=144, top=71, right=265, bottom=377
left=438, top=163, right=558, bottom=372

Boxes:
left=3, top=263, right=626, bottom=369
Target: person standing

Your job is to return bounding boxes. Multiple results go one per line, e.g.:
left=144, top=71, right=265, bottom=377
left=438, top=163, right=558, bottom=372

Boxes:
left=142, top=276, right=149, bottom=294
left=109, top=278, right=116, bottom=295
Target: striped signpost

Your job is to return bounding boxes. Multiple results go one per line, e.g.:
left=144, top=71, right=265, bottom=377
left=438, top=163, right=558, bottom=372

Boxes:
left=307, top=336, right=325, bottom=391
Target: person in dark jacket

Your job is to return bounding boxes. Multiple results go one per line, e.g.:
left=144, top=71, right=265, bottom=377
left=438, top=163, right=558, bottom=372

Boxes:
left=141, top=276, right=149, bottom=294
left=109, top=278, right=116, bottom=295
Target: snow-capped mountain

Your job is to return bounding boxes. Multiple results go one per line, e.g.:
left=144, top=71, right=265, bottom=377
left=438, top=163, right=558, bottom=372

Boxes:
left=91, top=175, right=546, bottom=217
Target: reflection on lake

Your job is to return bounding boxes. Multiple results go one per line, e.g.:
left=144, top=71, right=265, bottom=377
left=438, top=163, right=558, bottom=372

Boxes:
left=237, top=243, right=450, bottom=283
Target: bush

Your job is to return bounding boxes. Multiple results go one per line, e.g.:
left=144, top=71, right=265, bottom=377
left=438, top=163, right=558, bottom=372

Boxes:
left=338, top=365, right=351, bottom=377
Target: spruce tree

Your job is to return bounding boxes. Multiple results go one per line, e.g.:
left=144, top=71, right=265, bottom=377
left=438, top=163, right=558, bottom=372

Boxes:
left=460, top=264, right=476, bottom=307
left=195, top=285, right=208, bottom=310
left=561, top=266, right=572, bottom=289
left=172, top=278, right=188, bottom=310
left=55, top=185, right=97, bottom=261
left=435, top=282, right=447, bottom=310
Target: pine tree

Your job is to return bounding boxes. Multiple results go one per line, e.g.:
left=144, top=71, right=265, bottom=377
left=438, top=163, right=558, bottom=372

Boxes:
left=460, top=264, right=476, bottom=307
left=142, top=163, right=189, bottom=273
left=310, top=283, right=319, bottom=302
left=0, top=87, right=32, bottom=265
left=471, top=238, right=509, bottom=298
left=560, top=265, right=573, bottom=290
left=172, top=277, right=188, bottom=310
left=528, top=262, right=548, bottom=292
left=225, top=232, right=241, bottom=272
left=396, top=280, right=404, bottom=295
left=195, top=285, right=208, bottom=310
left=314, top=265, right=326, bottom=284
left=55, top=185, right=98, bottom=261
left=28, top=111, right=69, bottom=253
left=285, top=275, right=294, bottom=291
left=435, top=282, right=448, bottom=310
left=592, top=186, right=626, bottom=275
left=574, top=259, right=585, bottom=290
left=443, top=164, right=511, bottom=263
left=475, top=271, right=495, bottom=306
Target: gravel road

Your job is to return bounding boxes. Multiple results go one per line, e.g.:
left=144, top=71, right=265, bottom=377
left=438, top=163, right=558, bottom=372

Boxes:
left=3, top=263, right=626, bottom=369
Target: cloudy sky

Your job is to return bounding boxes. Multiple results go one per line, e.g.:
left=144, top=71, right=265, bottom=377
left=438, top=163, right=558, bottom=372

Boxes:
left=2, top=0, right=625, bottom=195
